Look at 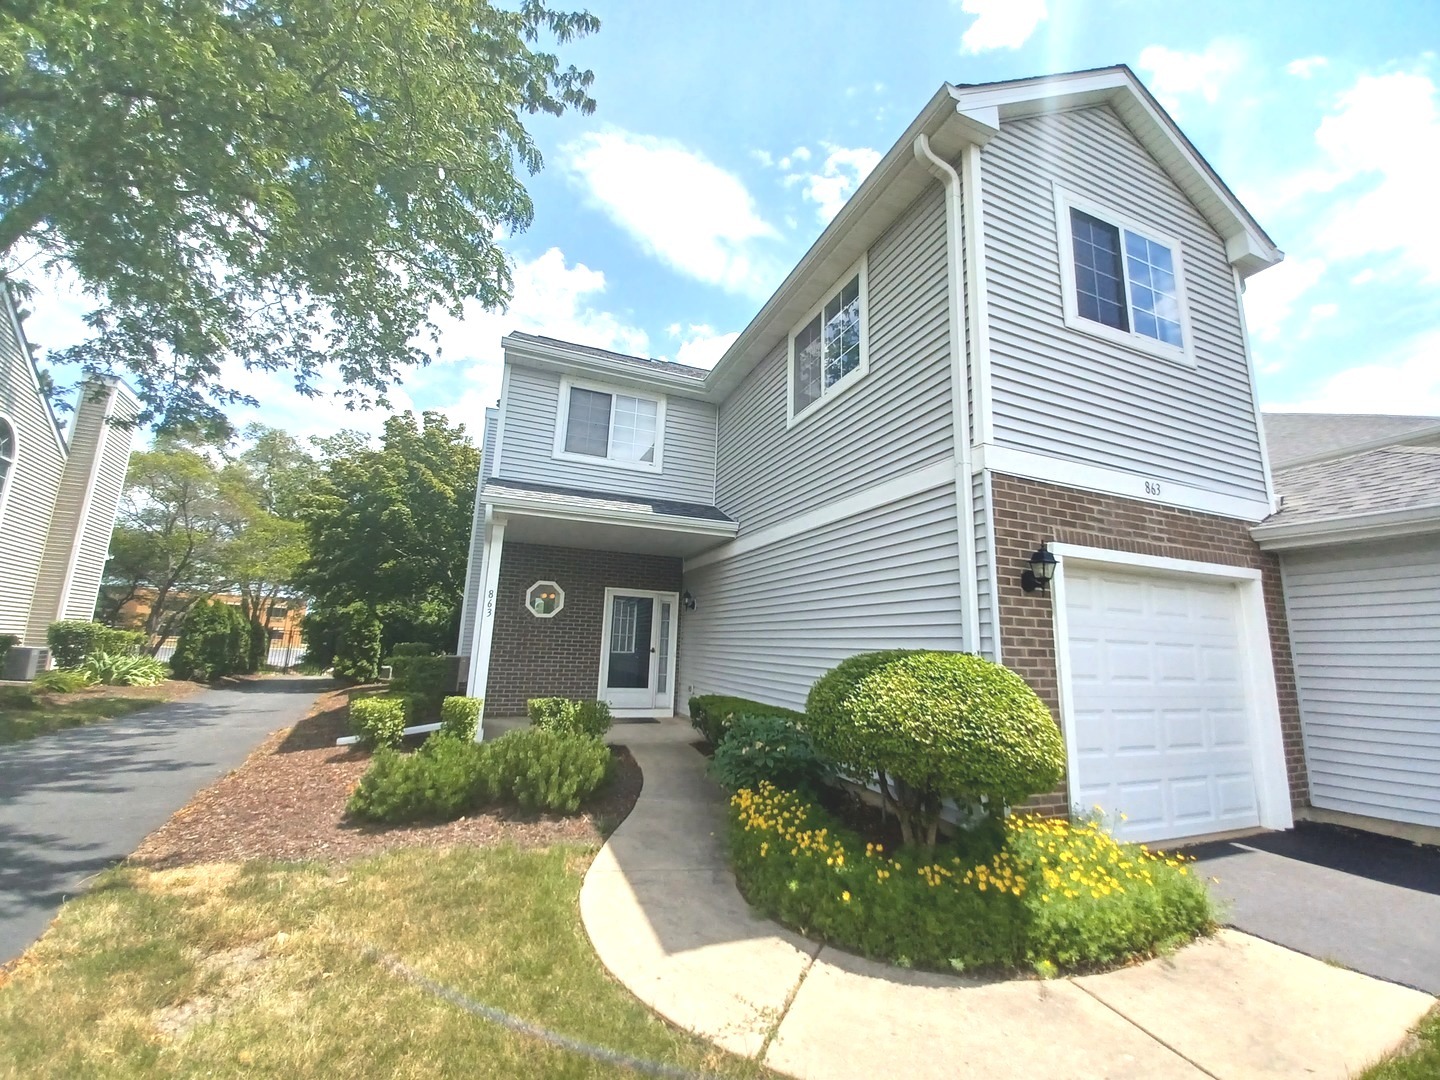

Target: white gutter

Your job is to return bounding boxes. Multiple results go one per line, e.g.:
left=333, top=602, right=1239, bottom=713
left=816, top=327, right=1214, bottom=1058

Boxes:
left=914, top=133, right=981, bottom=654
left=1252, top=503, right=1440, bottom=550
left=482, top=494, right=738, bottom=539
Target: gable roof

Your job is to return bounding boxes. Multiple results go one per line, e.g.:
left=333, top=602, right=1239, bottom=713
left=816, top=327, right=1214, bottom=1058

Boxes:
left=1263, top=412, right=1440, bottom=467
left=505, top=332, right=709, bottom=381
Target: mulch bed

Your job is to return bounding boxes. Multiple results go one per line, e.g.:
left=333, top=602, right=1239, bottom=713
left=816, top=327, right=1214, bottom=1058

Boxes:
left=41, top=679, right=204, bottom=706
left=130, top=686, right=643, bottom=869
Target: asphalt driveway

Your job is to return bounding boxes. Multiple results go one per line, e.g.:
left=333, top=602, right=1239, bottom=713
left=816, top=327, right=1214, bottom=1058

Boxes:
left=0, top=676, right=330, bottom=964
left=1189, top=821, right=1440, bottom=995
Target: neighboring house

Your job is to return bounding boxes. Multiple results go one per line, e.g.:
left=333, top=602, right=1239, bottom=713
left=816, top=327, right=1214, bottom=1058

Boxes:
left=0, top=281, right=140, bottom=669
left=1253, top=412, right=1440, bottom=842
left=458, top=66, right=1304, bottom=846
left=106, top=587, right=309, bottom=661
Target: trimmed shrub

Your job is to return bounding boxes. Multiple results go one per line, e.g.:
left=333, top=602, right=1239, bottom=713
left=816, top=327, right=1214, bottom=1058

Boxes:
left=709, top=714, right=831, bottom=793
left=527, top=697, right=613, bottom=740
left=729, top=782, right=1213, bottom=974
left=389, top=642, right=438, bottom=658
left=688, top=694, right=805, bottom=746
left=0, top=633, right=17, bottom=670
left=806, top=651, right=1064, bottom=848
left=350, top=694, right=408, bottom=749
left=31, top=669, right=97, bottom=693
left=169, top=600, right=249, bottom=681
left=390, top=654, right=451, bottom=719
left=484, top=728, right=612, bottom=812
left=81, top=652, right=169, bottom=687
left=347, top=734, right=493, bottom=823
left=440, top=696, right=482, bottom=741
left=46, top=621, right=145, bottom=669
left=333, top=603, right=383, bottom=682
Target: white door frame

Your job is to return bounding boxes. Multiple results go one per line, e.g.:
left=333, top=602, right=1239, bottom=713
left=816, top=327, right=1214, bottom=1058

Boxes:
left=1048, top=543, right=1294, bottom=836
left=597, top=588, right=680, bottom=718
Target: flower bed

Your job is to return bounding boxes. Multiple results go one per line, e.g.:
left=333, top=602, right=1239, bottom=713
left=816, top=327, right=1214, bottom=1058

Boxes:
left=728, top=782, right=1213, bottom=975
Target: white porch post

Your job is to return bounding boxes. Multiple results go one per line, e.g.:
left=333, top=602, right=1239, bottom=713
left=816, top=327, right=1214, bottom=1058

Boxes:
left=467, top=512, right=506, bottom=741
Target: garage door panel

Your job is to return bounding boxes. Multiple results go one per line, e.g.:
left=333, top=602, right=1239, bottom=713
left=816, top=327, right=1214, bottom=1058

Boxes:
left=1065, top=564, right=1260, bottom=843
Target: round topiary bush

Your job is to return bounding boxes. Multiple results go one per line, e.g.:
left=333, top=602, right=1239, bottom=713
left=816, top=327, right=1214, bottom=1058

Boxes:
left=806, top=651, right=1064, bottom=848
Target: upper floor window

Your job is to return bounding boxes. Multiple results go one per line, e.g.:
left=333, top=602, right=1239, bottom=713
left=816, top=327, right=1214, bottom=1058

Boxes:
left=1055, top=190, right=1192, bottom=364
left=552, top=376, right=666, bottom=472
left=0, top=417, right=15, bottom=530
left=788, top=256, right=869, bottom=425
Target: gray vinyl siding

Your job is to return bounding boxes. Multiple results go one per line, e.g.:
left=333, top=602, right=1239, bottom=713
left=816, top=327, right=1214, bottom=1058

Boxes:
left=981, top=106, right=1268, bottom=506
left=715, top=185, right=953, bottom=532
left=498, top=363, right=716, bottom=504
left=1281, top=536, right=1440, bottom=829
left=973, top=471, right=996, bottom=661
left=678, top=483, right=965, bottom=712
left=0, top=311, right=66, bottom=642
left=457, top=408, right=498, bottom=656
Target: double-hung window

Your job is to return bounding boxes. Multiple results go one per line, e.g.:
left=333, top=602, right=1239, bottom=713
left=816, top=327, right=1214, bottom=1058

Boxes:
left=553, top=377, right=665, bottom=471
left=0, top=417, right=15, bottom=532
left=1056, top=190, right=1191, bottom=363
left=788, top=257, right=869, bottom=424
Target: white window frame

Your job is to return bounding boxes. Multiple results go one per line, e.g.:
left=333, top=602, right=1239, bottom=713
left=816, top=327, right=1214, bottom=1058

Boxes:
left=551, top=375, right=667, bottom=473
left=524, top=580, right=565, bottom=619
left=786, top=254, right=871, bottom=427
left=0, top=413, right=17, bottom=535
left=1053, top=187, right=1195, bottom=367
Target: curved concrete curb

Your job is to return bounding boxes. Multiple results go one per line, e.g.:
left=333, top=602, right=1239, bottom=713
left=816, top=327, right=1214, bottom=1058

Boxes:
left=581, top=719, right=1435, bottom=1078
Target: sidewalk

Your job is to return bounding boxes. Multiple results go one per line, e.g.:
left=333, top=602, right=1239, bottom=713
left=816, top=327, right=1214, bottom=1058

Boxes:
left=580, top=718, right=1435, bottom=1079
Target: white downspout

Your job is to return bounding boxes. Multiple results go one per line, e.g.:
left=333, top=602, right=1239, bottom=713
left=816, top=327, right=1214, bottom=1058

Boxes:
left=914, top=133, right=981, bottom=653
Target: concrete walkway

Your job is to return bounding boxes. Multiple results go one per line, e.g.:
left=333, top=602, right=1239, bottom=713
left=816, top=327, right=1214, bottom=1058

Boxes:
left=581, top=719, right=1436, bottom=1079
left=0, top=676, right=332, bottom=964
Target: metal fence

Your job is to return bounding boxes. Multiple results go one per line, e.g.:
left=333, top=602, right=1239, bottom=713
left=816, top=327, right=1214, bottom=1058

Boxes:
left=152, top=642, right=309, bottom=670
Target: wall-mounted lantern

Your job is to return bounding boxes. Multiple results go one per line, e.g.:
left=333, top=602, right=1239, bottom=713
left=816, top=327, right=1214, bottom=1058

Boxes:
left=682, top=591, right=697, bottom=611
left=1020, top=545, right=1057, bottom=594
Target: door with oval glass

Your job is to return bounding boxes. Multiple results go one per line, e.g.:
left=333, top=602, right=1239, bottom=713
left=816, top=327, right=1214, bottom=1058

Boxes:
left=598, top=589, right=679, bottom=716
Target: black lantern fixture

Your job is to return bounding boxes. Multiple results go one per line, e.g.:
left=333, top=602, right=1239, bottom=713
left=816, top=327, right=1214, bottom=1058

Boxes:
left=682, top=590, right=697, bottom=611
left=1021, top=545, right=1058, bottom=593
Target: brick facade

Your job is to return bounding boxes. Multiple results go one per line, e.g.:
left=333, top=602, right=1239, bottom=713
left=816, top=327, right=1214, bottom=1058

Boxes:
left=988, top=472, right=1307, bottom=816
left=484, top=542, right=683, bottom=715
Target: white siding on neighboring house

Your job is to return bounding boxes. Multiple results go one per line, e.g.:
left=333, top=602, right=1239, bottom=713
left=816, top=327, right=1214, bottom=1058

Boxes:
left=457, top=408, right=498, bottom=656
left=498, top=364, right=716, bottom=504
left=59, top=384, right=137, bottom=622
left=679, top=483, right=965, bottom=711
left=716, top=185, right=954, bottom=532
left=981, top=106, right=1269, bottom=506
left=1281, top=536, right=1440, bottom=829
left=0, top=308, right=66, bottom=641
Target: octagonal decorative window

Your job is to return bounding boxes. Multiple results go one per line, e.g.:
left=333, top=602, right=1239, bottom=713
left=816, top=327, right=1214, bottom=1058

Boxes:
left=526, top=581, right=564, bottom=618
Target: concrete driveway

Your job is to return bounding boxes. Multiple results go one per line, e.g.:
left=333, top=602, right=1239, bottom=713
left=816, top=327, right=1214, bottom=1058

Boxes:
left=0, top=676, right=331, bottom=964
left=1190, top=821, right=1440, bottom=995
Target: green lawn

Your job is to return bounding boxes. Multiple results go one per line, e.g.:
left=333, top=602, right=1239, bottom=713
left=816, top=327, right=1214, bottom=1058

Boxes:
left=0, top=685, right=178, bottom=744
left=0, top=846, right=766, bottom=1078
left=1362, top=1006, right=1440, bottom=1079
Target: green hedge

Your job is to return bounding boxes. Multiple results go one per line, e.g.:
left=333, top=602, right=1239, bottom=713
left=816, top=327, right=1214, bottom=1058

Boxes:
left=709, top=714, right=830, bottom=793
left=47, top=621, right=146, bottom=669
left=440, top=696, right=481, bottom=741
left=169, top=600, right=248, bottom=681
left=389, top=642, right=438, bottom=658
left=729, top=783, right=1214, bottom=974
left=350, top=694, right=408, bottom=749
left=333, top=603, right=383, bottom=683
left=527, top=697, right=612, bottom=740
left=0, top=633, right=18, bottom=670
left=687, top=694, right=804, bottom=745
left=390, top=654, right=452, bottom=719
left=347, top=728, right=612, bottom=823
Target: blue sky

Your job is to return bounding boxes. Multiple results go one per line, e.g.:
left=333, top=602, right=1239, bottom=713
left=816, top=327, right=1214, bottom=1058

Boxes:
left=19, top=0, right=1440, bottom=441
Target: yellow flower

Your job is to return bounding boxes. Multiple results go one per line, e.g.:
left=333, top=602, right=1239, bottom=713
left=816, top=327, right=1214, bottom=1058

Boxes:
left=841, top=891, right=851, bottom=903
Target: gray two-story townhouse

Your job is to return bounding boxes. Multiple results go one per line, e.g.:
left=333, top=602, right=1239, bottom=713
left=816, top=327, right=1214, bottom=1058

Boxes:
left=458, top=66, right=1305, bottom=846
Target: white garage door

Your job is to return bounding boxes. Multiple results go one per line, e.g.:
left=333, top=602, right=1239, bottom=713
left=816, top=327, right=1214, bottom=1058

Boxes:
left=1064, top=565, right=1260, bottom=844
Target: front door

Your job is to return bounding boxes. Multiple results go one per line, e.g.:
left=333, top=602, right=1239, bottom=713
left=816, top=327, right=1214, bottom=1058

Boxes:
left=599, top=589, right=678, bottom=716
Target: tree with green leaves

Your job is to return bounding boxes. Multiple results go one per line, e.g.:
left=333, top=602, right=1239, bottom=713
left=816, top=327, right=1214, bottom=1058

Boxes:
left=2, top=0, right=598, bottom=431
left=299, top=410, right=479, bottom=652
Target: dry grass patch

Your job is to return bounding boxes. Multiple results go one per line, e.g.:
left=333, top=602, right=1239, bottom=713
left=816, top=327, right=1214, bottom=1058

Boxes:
left=0, top=680, right=200, bottom=744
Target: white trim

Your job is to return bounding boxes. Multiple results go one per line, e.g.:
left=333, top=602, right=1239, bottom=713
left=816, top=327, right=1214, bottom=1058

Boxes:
left=982, top=468, right=1002, bottom=664
left=1047, top=542, right=1293, bottom=839
left=1233, top=269, right=1278, bottom=513
left=492, top=364, right=511, bottom=476
left=0, top=288, right=69, bottom=457
left=504, top=334, right=711, bottom=397
left=551, top=373, right=667, bottom=474
left=683, top=459, right=956, bottom=571
left=974, top=443, right=1271, bottom=522
left=961, top=144, right=995, bottom=448
left=1053, top=186, right=1196, bottom=368
left=1252, top=504, right=1440, bottom=550
left=467, top=513, right=506, bottom=739
left=484, top=492, right=737, bottom=540
left=0, top=411, right=18, bottom=536
left=914, top=134, right=980, bottom=654
left=56, top=382, right=118, bottom=620
left=524, top=579, right=565, bottom=618
left=336, top=722, right=442, bottom=747
left=785, top=254, right=870, bottom=428
left=454, top=411, right=497, bottom=654
left=597, top=588, right=680, bottom=717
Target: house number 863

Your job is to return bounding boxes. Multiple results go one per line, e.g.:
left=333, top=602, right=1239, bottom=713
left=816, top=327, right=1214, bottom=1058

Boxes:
left=1144, top=480, right=1162, bottom=497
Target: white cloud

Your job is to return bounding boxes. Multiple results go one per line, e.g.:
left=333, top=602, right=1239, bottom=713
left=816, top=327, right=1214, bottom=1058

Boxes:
left=1287, top=56, right=1330, bottom=79
left=1136, top=39, right=1247, bottom=117
left=665, top=324, right=738, bottom=370
left=790, top=144, right=882, bottom=224
left=749, top=149, right=774, bottom=169
left=955, top=0, right=1047, bottom=53
left=1308, top=302, right=1339, bottom=321
left=1265, top=328, right=1440, bottom=415
left=564, top=129, right=782, bottom=297
left=1242, top=257, right=1326, bottom=343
